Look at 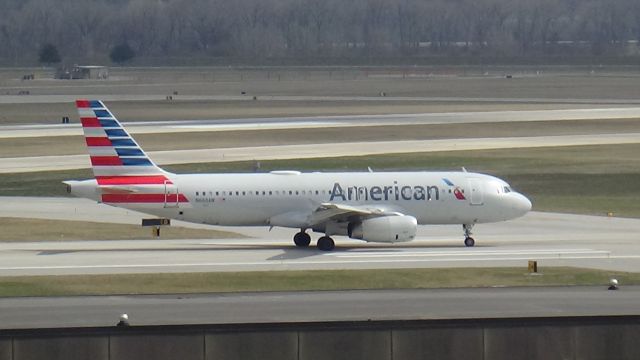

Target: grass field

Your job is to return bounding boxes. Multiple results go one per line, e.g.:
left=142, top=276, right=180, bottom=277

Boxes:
left=0, top=218, right=243, bottom=241
left=0, top=267, right=633, bottom=297
left=2, top=144, right=640, bottom=217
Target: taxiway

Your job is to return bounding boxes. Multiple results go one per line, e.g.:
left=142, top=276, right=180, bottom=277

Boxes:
left=0, top=197, right=639, bottom=275
left=0, top=287, right=637, bottom=329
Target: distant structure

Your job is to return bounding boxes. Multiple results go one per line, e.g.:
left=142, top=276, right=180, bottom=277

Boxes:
left=56, top=65, right=109, bottom=80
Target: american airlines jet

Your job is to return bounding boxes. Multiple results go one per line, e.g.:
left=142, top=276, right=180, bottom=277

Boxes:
left=64, top=100, right=531, bottom=251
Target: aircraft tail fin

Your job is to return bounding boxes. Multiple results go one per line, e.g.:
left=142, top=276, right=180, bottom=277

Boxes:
left=75, top=99, right=173, bottom=187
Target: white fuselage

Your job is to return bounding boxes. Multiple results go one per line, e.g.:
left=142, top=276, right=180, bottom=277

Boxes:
left=103, top=171, right=530, bottom=229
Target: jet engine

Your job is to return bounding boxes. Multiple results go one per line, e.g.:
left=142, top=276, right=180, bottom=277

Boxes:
left=348, top=215, right=417, bottom=243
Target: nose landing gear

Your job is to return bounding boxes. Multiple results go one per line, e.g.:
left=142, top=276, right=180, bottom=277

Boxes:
left=463, top=224, right=475, bottom=247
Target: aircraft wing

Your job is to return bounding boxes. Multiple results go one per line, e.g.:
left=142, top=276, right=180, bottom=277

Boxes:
left=308, top=202, right=404, bottom=225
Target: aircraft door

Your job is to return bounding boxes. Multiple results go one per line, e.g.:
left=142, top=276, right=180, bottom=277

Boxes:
left=164, top=180, right=179, bottom=208
left=468, top=178, right=484, bottom=206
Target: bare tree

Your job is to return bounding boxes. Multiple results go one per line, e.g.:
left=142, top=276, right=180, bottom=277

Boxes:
left=1, top=0, right=640, bottom=65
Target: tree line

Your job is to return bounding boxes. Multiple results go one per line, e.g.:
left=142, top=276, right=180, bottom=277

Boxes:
left=2, top=0, right=640, bottom=65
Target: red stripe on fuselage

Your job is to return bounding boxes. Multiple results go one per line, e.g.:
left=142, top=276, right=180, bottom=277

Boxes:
left=96, top=176, right=171, bottom=185
left=90, top=156, right=122, bottom=166
left=81, top=117, right=100, bottom=127
left=76, top=99, right=90, bottom=108
left=85, top=137, right=112, bottom=146
left=102, top=193, right=188, bottom=203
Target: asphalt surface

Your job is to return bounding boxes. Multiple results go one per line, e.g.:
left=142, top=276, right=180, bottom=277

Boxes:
left=0, top=286, right=637, bottom=329
left=1, top=197, right=639, bottom=275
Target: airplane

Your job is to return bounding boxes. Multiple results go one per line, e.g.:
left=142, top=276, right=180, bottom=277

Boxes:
left=64, top=100, right=532, bottom=251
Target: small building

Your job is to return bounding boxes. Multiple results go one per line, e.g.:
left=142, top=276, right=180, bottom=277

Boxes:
left=56, top=65, right=109, bottom=80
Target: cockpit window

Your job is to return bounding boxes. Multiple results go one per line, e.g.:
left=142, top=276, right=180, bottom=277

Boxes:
left=504, top=186, right=511, bottom=193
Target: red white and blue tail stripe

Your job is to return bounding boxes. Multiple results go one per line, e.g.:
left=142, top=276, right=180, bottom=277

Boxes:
left=76, top=99, right=188, bottom=206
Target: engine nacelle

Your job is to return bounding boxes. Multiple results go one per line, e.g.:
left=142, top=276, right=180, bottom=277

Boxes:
left=348, top=216, right=417, bottom=243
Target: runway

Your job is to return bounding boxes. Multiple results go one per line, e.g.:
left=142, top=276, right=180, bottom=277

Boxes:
left=1, top=197, right=639, bottom=275
left=3, top=133, right=640, bottom=173
left=3, top=107, right=640, bottom=139
left=0, top=286, right=638, bottom=329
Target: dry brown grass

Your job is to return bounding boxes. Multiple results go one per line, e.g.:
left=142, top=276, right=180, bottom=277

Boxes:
left=0, top=217, right=244, bottom=241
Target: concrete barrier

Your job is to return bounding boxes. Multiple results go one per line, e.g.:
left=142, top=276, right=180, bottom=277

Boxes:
left=205, top=331, right=298, bottom=360
left=299, top=329, right=391, bottom=360
left=484, top=325, right=573, bottom=360
left=12, top=335, right=107, bottom=360
left=110, top=333, right=203, bottom=360
left=575, top=323, right=640, bottom=360
left=0, top=316, right=639, bottom=360
left=393, top=326, right=483, bottom=360
left=0, top=338, right=12, bottom=360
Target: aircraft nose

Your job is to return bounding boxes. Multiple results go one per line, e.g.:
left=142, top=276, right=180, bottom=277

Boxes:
left=513, top=193, right=532, bottom=216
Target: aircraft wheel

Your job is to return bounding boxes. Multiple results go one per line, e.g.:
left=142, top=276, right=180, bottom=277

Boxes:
left=293, top=232, right=311, bottom=247
left=317, top=236, right=335, bottom=251
left=464, top=237, right=475, bottom=247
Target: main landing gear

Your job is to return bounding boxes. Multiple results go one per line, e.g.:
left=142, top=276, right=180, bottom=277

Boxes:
left=463, top=224, right=475, bottom=247
left=293, top=231, right=311, bottom=247
left=292, top=231, right=335, bottom=251
left=317, top=236, right=335, bottom=251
